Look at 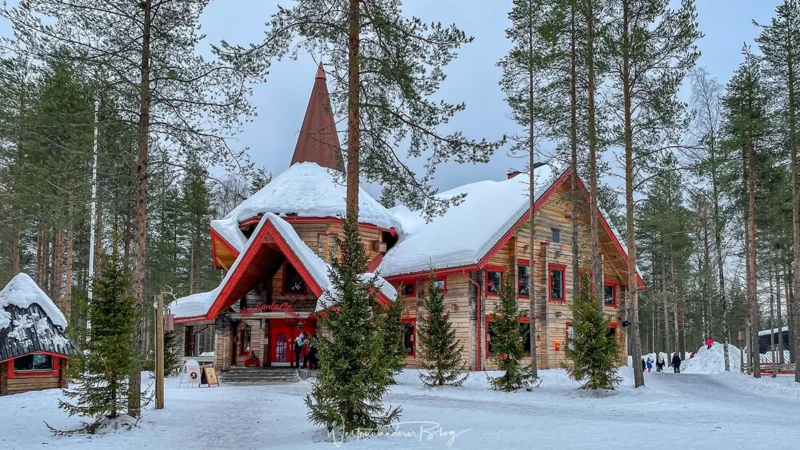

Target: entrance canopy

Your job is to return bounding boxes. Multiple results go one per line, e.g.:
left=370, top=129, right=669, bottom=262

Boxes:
left=170, top=213, right=397, bottom=323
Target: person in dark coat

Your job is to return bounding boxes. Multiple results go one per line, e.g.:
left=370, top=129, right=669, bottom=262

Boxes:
left=641, top=358, right=646, bottom=373
left=307, top=344, right=319, bottom=370
left=672, top=353, right=682, bottom=373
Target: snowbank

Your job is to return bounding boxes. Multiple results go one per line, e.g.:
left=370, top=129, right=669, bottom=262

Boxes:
left=681, top=342, right=742, bottom=374
left=0, top=273, right=67, bottom=330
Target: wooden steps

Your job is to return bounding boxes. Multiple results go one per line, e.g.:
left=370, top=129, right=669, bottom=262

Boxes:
left=218, top=367, right=301, bottom=385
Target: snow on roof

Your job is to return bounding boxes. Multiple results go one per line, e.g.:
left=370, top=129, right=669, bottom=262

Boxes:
left=171, top=213, right=398, bottom=319
left=210, top=162, right=403, bottom=253
left=0, top=273, right=67, bottom=331
left=377, top=166, right=556, bottom=277
left=759, top=326, right=789, bottom=337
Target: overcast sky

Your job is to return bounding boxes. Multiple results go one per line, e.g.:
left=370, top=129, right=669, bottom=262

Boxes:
left=0, top=0, right=786, bottom=198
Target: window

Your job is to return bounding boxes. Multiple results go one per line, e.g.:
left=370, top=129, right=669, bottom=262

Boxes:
left=432, top=276, right=447, bottom=294
left=239, top=323, right=251, bottom=355
left=486, top=268, right=503, bottom=296
left=316, top=234, right=338, bottom=260
left=549, top=264, right=566, bottom=302
left=604, top=281, right=618, bottom=307
left=607, top=323, right=617, bottom=339
left=282, top=263, right=307, bottom=294
left=400, top=282, right=415, bottom=297
left=402, top=320, right=416, bottom=357
left=14, top=354, right=53, bottom=372
left=317, top=234, right=325, bottom=257
left=486, top=319, right=532, bottom=356
left=551, top=228, right=561, bottom=243
left=329, top=235, right=339, bottom=260
left=566, top=322, right=575, bottom=351
left=518, top=260, right=531, bottom=298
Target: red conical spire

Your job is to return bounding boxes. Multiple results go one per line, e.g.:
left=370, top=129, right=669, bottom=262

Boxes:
left=291, top=63, right=345, bottom=172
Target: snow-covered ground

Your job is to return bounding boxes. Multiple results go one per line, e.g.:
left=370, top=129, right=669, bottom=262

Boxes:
left=2, top=360, right=800, bottom=450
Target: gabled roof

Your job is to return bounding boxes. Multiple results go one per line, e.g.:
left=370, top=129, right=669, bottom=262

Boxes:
left=172, top=213, right=397, bottom=322
left=378, top=165, right=556, bottom=277
left=210, top=162, right=403, bottom=254
left=0, top=273, right=76, bottom=362
left=290, top=64, right=345, bottom=172
left=379, top=167, right=646, bottom=288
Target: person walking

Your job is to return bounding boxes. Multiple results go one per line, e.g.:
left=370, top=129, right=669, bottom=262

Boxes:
left=294, top=332, right=305, bottom=368
left=646, top=357, right=653, bottom=373
left=301, top=333, right=311, bottom=368
left=706, top=337, right=713, bottom=350
left=656, top=355, right=665, bottom=373
left=641, top=358, right=646, bottom=373
left=672, top=352, right=682, bottom=373
left=308, top=343, right=319, bottom=370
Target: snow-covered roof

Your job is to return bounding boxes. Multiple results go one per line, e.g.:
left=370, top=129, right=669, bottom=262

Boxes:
left=759, top=326, right=788, bottom=337
left=377, top=166, right=556, bottom=277
left=0, top=273, right=67, bottom=331
left=0, top=273, right=75, bottom=361
left=171, top=213, right=398, bottom=319
left=210, top=162, right=403, bottom=252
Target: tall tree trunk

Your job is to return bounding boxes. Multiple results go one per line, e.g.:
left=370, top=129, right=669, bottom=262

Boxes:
left=712, top=166, right=730, bottom=370
left=65, top=219, right=74, bottom=324
left=702, top=212, right=713, bottom=339
left=94, top=190, right=103, bottom=282
left=789, top=20, right=800, bottom=380
left=12, top=230, right=20, bottom=274
left=586, top=4, right=602, bottom=300
left=526, top=11, right=538, bottom=378
left=777, top=262, right=785, bottom=364
left=129, top=0, right=153, bottom=418
left=569, top=2, right=580, bottom=305
left=747, top=134, right=760, bottom=378
left=770, top=265, right=777, bottom=377
left=662, top=255, right=671, bottom=353
left=786, top=264, right=795, bottom=364
left=36, top=228, right=43, bottom=287
left=345, top=0, right=361, bottom=219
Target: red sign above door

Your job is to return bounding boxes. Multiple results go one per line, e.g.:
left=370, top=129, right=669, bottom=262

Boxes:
left=240, top=301, right=301, bottom=318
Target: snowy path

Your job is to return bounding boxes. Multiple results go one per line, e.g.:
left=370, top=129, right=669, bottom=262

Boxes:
left=2, top=369, right=799, bottom=449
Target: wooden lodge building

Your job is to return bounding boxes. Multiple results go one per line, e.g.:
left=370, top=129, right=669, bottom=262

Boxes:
left=170, top=65, right=645, bottom=373
left=0, top=273, right=76, bottom=396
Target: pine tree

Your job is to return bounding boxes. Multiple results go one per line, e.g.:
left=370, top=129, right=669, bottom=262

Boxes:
left=565, top=273, right=621, bottom=390
left=378, top=293, right=406, bottom=381
left=163, top=330, right=180, bottom=375
left=58, top=247, right=136, bottom=433
left=488, top=276, right=536, bottom=392
left=417, top=271, right=468, bottom=387
left=222, top=0, right=504, bottom=220
left=305, top=216, right=400, bottom=435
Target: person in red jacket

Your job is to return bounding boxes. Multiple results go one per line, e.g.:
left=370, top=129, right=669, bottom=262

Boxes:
left=706, top=337, right=713, bottom=350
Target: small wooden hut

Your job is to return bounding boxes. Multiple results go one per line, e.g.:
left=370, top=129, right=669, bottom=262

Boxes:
left=0, top=273, right=76, bottom=396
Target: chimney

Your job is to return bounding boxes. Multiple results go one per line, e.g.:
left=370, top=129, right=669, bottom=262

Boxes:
left=507, top=170, right=522, bottom=179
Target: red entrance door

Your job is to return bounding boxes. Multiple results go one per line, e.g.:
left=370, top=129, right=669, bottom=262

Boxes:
left=270, top=323, right=293, bottom=366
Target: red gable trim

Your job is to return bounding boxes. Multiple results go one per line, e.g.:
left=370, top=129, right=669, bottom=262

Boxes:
left=204, top=217, right=392, bottom=320
left=383, top=168, right=645, bottom=289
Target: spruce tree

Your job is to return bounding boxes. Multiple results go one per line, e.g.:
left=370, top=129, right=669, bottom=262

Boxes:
left=488, top=276, right=536, bottom=392
left=379, top=292, right=406, bottom=381
left=58, top=247, right=136, bottom=433
left=417, top=271, right=468, bottom=387
left=305, top=216, right=400, bottom=435
left=565, top=274, right=621, bottom=390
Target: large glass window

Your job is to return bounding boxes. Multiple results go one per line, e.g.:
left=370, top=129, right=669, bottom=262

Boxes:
left=402, top=321, right=416, bottom=356
left=567, top=324, right=575, bottom=351
left=283, top=263, right=306, bottom=294
left=13, top=354, right=53, bottom=372
left=239, top=323, right=251, bottom=355
left=518, top=264, right=531, bottom=297
left=401, top=282, right=415, bottom=297
left=486, top=270, right=503, bottom=296
left=604, top=283, right=617, bottom=307
left=549, top=264, right=566, bottom=301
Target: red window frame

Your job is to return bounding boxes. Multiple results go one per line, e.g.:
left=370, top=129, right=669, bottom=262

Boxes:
left=485, top=265, right=504, bottom=297
left=7, top=352, right=62, bottom=378
left=603, top=280, right=618, bottom=307
left=549, top=263, right=567, bottom=302
left=517, top=259, right=531, bottom=299
left=281, top=261, right=308, bottom=295
left=399, top=280, right=416, bottom=297
left=485, top=316, right=532, bottom=357
left=401, top=318, right=416, bottom=357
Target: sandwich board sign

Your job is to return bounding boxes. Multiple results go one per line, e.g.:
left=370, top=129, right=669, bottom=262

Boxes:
left=180, top=359, right=201, bottom=388
left=203, top=364, right=220, bottom=387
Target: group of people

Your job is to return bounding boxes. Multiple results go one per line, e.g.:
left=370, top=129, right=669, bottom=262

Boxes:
left=642, top=353, right=683, bottom=374
left=293, top=332, right=318, bottom=370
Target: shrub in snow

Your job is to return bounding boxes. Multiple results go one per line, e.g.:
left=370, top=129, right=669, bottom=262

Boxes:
left=417, top=271, right=468, bottom=387
left=488, top=276, right=535, bottom=392
left=565, top=274, right=620, bottom=390
left=55, top=249, right=137, bottom=434
left=305, top=216, right=401, bottom=434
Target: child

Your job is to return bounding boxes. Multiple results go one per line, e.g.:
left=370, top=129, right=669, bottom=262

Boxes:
left=646, top=357, right=653, bottom=373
